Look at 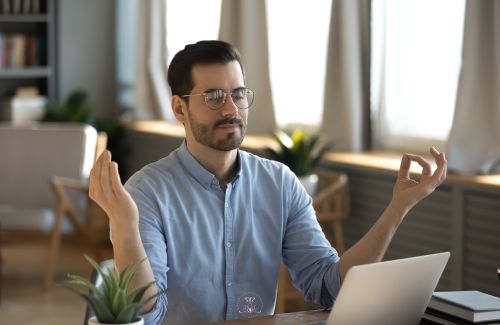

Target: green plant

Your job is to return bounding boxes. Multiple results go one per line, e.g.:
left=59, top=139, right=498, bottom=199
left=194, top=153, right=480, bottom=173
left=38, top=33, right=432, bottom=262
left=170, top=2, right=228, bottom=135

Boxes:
left=43, top=90, right=94, bottom=124
left=265, top=129, right=331, bottom=177
left=61, top=255, right=165, bottom=324
left=42, top=89, right=130, bottom=180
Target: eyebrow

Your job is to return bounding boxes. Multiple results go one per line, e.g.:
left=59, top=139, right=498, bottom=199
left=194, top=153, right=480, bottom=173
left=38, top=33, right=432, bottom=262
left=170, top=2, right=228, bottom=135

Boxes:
left=202, top=86, right=247, bottom=93
left=203, top=88, right=223, bottom=93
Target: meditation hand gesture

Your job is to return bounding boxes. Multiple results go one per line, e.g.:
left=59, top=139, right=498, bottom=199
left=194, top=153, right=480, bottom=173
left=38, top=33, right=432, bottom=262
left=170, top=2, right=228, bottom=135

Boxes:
left=89, top=151, right=139, bottom=232
left=391, top=147, right=447, bottom=212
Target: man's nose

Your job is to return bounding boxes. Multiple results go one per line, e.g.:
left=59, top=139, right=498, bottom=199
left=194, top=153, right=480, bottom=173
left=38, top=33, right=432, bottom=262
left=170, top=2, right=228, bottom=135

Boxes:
left=220, top=94, right=238, bottom=117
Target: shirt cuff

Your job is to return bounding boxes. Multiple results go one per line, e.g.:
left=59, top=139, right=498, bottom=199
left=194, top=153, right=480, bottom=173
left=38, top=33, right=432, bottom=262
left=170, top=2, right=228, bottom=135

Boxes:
left=141, top=292, right=168, bottom=325
left=321, top=261, right=342, bottom=307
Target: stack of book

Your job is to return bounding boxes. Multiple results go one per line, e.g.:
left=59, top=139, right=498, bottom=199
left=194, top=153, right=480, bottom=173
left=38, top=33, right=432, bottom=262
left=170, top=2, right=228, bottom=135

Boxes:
left=423, top=291, right=500, bottom=324
left=0, top=33, right=45, bottom=68
left=1, top=0, right=41, bottom=14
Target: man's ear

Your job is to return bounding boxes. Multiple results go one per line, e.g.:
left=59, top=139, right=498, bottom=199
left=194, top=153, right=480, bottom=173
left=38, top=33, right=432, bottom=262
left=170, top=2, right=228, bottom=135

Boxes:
left=172, top=95, right=187, bottom=123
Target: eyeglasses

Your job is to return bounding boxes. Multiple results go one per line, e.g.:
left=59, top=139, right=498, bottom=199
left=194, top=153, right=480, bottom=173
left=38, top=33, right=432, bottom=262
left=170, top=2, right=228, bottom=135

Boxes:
left=182, top=87, right=255, bottom=110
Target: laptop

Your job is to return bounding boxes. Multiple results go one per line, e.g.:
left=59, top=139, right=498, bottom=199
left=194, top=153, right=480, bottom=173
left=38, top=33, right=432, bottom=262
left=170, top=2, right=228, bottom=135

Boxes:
left=308, top=252, right=450, bottom=325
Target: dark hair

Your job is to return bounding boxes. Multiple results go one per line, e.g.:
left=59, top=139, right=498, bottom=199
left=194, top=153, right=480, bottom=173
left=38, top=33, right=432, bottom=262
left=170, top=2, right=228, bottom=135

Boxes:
left=167, top=40, right=244, bottom=97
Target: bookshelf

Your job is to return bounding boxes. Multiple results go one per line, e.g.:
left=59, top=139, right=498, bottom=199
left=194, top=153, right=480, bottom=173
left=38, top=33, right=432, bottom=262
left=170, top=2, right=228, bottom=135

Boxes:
left=0, top=0, right=56, bottom=107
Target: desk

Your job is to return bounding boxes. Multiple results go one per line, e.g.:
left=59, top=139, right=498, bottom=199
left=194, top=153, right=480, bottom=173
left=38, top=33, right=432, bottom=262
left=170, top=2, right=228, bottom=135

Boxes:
left=200, top=310, right=329, bottom=324
left=198, top=310, right=462, bottom=325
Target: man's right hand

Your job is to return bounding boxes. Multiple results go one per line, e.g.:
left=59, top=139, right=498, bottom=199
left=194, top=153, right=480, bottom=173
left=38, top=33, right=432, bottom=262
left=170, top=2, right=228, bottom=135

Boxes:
left=89, top=150, right=139, bottom=232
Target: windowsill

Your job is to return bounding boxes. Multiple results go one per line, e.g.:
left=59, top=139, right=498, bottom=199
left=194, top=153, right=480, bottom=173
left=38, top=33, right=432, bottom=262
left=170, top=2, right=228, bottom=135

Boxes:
left=125, top=120, right=500, bottom=190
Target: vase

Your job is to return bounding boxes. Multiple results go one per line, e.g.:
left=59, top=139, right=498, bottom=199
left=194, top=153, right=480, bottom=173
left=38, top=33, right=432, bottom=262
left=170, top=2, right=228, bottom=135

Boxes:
left=88, top=316, right=144, bottom=325
left=298, top=174, right=319, bottom=197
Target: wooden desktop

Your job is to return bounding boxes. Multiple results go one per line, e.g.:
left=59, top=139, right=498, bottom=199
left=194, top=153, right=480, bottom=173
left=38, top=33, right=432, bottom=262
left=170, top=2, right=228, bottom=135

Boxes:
left=199, top=310, right=329, bottom=324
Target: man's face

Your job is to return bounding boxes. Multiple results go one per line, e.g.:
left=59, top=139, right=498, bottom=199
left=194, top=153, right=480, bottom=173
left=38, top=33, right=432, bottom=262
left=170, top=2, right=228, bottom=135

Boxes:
left=184, top=61, right=248, bottom=151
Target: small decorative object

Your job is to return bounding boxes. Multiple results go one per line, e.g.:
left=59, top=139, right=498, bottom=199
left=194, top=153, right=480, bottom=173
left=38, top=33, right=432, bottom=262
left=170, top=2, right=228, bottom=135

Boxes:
left=2, top=87, right=47, bottom=125
left=265, top=129, right=330, bottom=196
left=61, top=255, right=165, bottom=325
left=497, top=267, right=499, bottom=280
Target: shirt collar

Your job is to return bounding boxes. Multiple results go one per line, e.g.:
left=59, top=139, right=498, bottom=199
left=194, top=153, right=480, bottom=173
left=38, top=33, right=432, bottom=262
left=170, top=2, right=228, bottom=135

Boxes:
left=177, top=141, right=242, bottom=189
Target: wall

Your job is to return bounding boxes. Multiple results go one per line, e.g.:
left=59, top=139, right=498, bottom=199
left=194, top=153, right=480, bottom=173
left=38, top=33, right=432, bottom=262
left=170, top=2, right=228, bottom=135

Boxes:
left=57, top=0, right=117, bottom=118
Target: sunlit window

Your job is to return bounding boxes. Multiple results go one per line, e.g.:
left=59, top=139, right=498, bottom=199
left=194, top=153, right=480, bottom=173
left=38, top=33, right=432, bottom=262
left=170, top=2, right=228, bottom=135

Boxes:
left=371, top=0, right=466, bottom=151
left=267, top=0, right=332, bottom=130
left=166, top=0, right=222, bottom=65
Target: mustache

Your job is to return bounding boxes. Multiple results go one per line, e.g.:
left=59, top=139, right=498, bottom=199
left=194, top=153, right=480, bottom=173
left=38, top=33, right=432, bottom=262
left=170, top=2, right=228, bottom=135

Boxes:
left=213, top=118, right=244, bottom=128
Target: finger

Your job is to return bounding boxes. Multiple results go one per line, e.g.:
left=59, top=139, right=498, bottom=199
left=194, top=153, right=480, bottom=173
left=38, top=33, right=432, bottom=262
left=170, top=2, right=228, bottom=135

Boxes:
left=406, top=154, right=432, bottom=176
left=398, top=154, right=411, bottom=179
left=99, top=150, right=115, bottom=200
left=432, top=152, right=448, bottom=184
left=89, top=151, right=106, bottom=199
left=110, top=161, right=126, bottom=199
left=430, top=146, right=447, bottom=167
left=430, top=146, right=440, bottom=159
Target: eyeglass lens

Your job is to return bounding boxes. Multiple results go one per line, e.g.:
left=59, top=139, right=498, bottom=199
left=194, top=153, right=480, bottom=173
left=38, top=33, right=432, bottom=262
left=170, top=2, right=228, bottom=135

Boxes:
left=204, top=89, right=254, bottom=109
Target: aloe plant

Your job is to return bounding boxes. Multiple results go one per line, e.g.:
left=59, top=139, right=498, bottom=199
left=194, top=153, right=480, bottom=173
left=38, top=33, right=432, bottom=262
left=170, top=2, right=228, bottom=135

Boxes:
left=265, top=129, right=330, bottom=177
left=62, top=255, right=165, bottom=324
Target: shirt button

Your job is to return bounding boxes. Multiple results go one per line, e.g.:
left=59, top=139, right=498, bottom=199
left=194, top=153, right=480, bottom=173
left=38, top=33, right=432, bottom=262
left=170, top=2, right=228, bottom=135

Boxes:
left=227, top=282, right=232, bottom=287
left=226, top=241, right=232, bottom=248
left=225, top=203, right=229, bottom=208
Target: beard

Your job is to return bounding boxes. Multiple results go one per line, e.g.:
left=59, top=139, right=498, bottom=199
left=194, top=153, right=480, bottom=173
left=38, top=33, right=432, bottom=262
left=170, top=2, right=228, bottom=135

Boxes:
left=187, top=109, right=247, bottom=151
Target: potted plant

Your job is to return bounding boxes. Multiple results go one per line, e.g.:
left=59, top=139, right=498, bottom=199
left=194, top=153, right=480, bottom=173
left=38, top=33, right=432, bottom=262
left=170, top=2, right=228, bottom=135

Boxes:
left=265, top=129, right=331, bottom=196
left=42, top=90, right=95, bottom=124
left=61, top=255, right=165, bottom=325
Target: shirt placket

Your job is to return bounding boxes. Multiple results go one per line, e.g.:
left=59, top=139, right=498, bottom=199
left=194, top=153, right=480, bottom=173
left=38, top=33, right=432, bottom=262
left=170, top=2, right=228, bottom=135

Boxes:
left=223, top=183, right=235, bottom=319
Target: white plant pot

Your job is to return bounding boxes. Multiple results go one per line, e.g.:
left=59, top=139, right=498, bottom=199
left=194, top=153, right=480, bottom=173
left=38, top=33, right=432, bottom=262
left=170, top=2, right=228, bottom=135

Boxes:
left=298, top=174, right=319, bottom=197
left=88, top=316, right=144, bottom=325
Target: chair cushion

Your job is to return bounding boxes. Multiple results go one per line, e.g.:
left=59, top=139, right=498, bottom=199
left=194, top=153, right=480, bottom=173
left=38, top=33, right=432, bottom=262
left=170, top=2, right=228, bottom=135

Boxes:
left=0, top=123, right=97, bottom=233
left=0, top=204, right=77, bottom=234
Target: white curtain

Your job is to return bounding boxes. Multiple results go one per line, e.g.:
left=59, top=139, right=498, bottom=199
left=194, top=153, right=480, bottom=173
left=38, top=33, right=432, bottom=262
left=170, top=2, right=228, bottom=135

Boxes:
left=133, top=0, right=173, bottom=120
left=219, top=0, right=276, bottom=135
left=447, top=0, right=500, bottom=174
left=321, top=0, right=371, bottom=151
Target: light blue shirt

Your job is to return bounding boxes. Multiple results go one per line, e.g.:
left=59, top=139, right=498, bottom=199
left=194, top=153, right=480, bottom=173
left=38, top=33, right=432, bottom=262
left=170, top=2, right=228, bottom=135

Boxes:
left=125, top=142, right=341, bottom=325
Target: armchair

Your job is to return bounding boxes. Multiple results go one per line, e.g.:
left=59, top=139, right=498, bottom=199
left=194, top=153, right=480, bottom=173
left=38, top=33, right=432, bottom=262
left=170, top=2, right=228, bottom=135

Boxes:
left=0, top=123, right=109, bottom=289
left=45, top=131, right=108, bottom=288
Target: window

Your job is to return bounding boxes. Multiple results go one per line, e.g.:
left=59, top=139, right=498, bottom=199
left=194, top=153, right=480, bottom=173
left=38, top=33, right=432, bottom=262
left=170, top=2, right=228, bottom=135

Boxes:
left=371, top=0, right=466, bottom=152
left=166, top=0, right=222, bottom=65
left=371, top=0, right=465, bottom=151
left=267, top=0, right=332, bottom=131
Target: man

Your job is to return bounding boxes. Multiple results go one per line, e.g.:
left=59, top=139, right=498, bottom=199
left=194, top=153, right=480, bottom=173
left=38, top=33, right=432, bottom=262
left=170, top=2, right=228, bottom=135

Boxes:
left=89, top=40, right=447, bottom=325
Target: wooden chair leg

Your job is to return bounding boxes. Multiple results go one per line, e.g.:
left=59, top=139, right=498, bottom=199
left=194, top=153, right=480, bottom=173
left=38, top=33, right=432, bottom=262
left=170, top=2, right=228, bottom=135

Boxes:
left=275, top=263, right=287, bottom=314
left=0, top=222, right=2, bottom=302
left=44, top=204, right=65, bottom=289
left=333, top=220, right=345, bottom=255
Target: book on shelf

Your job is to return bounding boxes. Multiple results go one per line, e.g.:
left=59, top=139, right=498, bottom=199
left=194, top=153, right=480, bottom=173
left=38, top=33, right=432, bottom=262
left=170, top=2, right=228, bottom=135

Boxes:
left=427, top=291, right=500, bottom=323
left=1, top=0, right=42, bottom=14
left=11, top=0, right=21, bottom=14
left=0, top=33, right=44, bottom=68
left=32, top=0, right=40, bottom=13
left=1, top=0, right=11, bottom=14
left=12, top=34, right=25, bottom=67
left=22, top=0, right=31, bottom=13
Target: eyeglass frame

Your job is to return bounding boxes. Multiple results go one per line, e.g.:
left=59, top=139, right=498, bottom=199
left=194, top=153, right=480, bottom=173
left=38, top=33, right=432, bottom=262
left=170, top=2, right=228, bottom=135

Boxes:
left=181, top=87, right=256, bottom=110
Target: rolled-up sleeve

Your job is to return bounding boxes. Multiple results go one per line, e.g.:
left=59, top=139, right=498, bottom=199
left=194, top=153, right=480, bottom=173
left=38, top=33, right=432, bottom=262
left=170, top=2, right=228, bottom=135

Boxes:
left=126, top=174, right=169, bottom=325
left=281, top=170, right=341, bottom=308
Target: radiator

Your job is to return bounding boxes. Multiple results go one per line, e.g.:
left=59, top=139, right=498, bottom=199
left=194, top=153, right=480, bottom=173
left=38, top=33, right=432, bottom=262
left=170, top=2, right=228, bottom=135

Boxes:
left=327, top=164, right=500, bottom=296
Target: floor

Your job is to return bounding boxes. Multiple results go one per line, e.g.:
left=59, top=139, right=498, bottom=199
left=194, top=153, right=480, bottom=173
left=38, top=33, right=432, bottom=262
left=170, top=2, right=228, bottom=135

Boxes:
left=0, top=237, right=112, bottom=325
left=0, top=237, right=316, bottom=324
